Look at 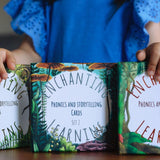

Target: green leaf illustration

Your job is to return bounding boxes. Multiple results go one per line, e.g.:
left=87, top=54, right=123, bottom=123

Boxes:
left=43, top=144, right=51, bottom=152
left=123, top=132, right=151, bottom=145
left=33, top=140, right=39, bottom=152
left=125, top=144, right=145, bottom=154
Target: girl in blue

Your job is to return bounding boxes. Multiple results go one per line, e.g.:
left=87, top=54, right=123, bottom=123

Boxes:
left=0, top=0, right=160, bottom=81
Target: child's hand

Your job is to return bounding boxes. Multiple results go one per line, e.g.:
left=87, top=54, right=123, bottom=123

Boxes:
left=0, top=48, right=16, bottom=82
left=136, top=42, right=160, bottom=81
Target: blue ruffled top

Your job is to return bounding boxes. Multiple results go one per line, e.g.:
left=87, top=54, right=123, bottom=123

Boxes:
left=4, top=0, right=160, bottom=63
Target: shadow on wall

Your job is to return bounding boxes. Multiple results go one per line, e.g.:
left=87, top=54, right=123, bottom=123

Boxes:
left=0, top=34, right=24, bottom=50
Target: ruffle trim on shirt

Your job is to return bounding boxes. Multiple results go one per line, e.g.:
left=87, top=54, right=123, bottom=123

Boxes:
left=125, top=0, right=160, bottom=61
left=4, top=0, right=47, bottom=62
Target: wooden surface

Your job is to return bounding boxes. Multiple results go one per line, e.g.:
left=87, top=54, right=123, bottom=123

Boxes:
left=0, top=148, right=160, bottom=160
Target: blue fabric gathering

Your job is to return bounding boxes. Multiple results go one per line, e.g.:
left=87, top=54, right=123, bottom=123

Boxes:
left=4, top=0, right=160, bottom=63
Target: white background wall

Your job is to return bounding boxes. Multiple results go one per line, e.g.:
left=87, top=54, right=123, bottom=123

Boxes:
left=0, top=0, right=15, bottom=35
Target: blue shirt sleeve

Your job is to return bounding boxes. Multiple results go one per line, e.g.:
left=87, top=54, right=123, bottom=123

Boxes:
left=125, top=0, right=160, bottom=61
left=4, top=0, right=47, bottom=61
left=133, top=0, right=160, bottom=28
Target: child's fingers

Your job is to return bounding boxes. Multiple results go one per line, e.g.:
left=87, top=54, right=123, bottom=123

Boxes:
left=136, top=49, right=147, bottom=61
left=147, top=54, right=159, bottom=76
left=0, top=49, right=16, bottom=81
left=6, top=51, right=16, bottom=70
left=147, top=43, right=160, bottom=77
left=0, top=55, right=8, bottom=80
left=0, top=49, right=8, bottom=80
left=155, top=61, right=160, bottom=81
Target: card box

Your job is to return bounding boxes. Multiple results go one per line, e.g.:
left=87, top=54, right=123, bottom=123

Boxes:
left=0, top=64, right=30, bottom=149
left=118, top=62, right=160, bottom=154
left=30, top=63, right=117, bottom=152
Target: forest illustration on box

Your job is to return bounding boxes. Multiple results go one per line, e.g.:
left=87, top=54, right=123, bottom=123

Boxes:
left=0, top=65, right=30, bottom=149
left=31, top=63, right=117, bottom=152
left=118, top=62, right=160, bottom=154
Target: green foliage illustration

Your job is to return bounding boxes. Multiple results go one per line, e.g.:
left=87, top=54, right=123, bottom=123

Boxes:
left=0, top=125, right=30, bottom=150
left=48, top=128, right=77, bottom=152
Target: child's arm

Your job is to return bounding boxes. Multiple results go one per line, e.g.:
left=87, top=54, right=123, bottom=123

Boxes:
left=136, top=22, right=160, bottom=81
left=0, top=36, right=41, bottom=82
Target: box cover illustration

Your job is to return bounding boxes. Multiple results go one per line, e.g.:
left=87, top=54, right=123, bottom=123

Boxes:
left=0, top=64, right=30, bottom=149
left=31, top=63, right=117, bottom=152
left=118, top=62, right=160, bottom=154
